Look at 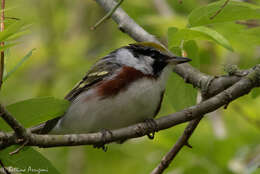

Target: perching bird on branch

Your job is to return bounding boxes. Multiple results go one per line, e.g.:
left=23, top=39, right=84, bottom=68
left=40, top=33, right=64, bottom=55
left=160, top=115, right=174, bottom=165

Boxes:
left=33, top=42, right=191, bottom=138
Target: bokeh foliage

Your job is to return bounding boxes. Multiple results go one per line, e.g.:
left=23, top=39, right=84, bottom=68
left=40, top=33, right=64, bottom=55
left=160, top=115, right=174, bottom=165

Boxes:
left=1, top=0, right=260, bottom=173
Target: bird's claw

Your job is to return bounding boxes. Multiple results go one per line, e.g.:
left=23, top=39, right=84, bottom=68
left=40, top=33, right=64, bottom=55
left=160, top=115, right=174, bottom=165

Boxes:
left=93, top=129, right=113, bottom=152
left=144, top=118, right=158, bottom=140
left=93, top=143, right=108, bottom=152
left=147, top=132, right=155, bottom=139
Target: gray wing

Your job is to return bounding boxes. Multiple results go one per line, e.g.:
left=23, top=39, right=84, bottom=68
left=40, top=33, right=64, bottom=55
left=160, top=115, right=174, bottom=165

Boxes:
left=35, top=57, right=121, bottom=134
left=65, top=59, right=121, bottom=101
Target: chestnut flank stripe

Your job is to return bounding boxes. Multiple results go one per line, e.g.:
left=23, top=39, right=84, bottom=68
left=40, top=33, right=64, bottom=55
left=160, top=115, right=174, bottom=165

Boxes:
left=97, top=66, right=154, bottom=98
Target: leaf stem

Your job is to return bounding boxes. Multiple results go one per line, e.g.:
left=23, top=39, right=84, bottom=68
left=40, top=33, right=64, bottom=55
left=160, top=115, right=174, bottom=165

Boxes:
left=91, top=0, right=124, bottom=30
left=210, top=0, right=230, bottom=20
left=9, top=139, right=29, bottom=155
left=0, top=0, right=5, bottom=90
left=3, top=48, right=35, bottom=82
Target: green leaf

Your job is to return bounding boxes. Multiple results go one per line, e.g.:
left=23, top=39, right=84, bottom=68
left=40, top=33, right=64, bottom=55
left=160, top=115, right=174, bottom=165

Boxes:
left=191, top=26, right=233, bottom=51
left=6, top=30, right=30, bottom=42
left=168, top=27, right=179, bottom=48
left=188, top=0, right=260, bottom=27
left=0, top=43, right=18, bottom=52
left=0, top=146, right=60, bottom=174
left=3, top=48, right=35, bottom=81
left=245, top=27, right=260, bottom=45
left=169, top=47, right=182, bottom=56
left=168, top=26, right=233, bottom=51
left=166, top=40, right=199, bottom=111
left=183, top=40, right=200, bottom=68
left=0, top=21, right=26, bottom=42
left=212, top=22, right=260, bottom=52
left=251, top=88, right=260, bottom=98
left=0, top=97, right=70, bottom=131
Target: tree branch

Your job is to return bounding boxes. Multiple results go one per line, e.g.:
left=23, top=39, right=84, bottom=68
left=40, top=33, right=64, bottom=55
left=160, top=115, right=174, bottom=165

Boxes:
left=91, top=3, right=260, bottom=173
left=0, top=4, right=259, bottom=174
left=91, top=4, right=253, bottom=173
left=0, top=104, right=28, bottom=139
left=151, top=117, right=202, bottom=174
left=150, top=71, right=247, bottom=174
left=94, top=0, right=246, bottom=95
left=0, top=65, right=259, bottom=149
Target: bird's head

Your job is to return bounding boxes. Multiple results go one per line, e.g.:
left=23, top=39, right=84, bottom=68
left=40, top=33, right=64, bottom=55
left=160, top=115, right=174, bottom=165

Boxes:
left=112, top=42, right=191, bottom=76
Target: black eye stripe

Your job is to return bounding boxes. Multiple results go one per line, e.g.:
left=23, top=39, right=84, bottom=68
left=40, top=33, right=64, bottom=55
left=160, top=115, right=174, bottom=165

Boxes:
left=152, top=60, right=168, bottom=76
left=122, top=45, right=170, bottom=76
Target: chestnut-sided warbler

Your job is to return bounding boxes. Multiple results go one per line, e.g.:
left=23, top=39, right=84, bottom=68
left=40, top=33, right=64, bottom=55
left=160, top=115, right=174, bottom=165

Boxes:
left=36, top=42, right=191, bottom=135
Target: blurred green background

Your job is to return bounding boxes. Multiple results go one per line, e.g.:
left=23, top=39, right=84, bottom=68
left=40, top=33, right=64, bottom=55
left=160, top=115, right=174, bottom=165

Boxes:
left=1, top=0, right=260, bottom=173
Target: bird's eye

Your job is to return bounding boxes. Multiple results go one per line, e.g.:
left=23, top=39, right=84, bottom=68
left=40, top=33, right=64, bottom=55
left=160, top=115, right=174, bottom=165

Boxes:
left=150, top=50, right=158, bottom=58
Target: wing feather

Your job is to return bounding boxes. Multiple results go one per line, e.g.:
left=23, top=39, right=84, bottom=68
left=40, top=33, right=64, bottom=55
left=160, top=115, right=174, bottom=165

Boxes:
left=37, top=56, right=121, bottom=134
left=65, top=58, right=121, bottom=101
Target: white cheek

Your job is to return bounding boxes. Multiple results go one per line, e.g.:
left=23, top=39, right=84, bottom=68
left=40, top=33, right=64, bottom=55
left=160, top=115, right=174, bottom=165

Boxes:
left=137, top=56, right=154, bottom=74
left=116, top=48, right=139, bottom=67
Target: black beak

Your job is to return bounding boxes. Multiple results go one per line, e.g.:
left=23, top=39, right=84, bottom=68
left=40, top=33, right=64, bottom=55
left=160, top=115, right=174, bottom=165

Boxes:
left=167, top=56, right=192, bottom=64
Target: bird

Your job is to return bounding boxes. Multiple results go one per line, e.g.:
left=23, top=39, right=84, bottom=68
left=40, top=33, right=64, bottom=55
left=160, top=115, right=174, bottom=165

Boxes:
left=34, top=42, right=191, bottom=137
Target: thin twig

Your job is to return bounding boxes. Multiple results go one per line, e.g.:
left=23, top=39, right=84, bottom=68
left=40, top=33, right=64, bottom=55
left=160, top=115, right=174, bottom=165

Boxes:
left=151, top=48, right=207, bottom=174
left=151, top=117, right=202, bottom=174
left=0, top=104, right=28, bottom=139
left=95, top=0, right=160, bottom=42
left=5, top=16, right=20, bottom=21
left=91, top=0, right=124, bottom=30
left=152, top=45, right=203, bottom=174
left=210, top=0, right=230, bottom=20
left=0, top=0, right=5, bottom=90
left=236, top=20, right=260, bottom=28
left=0, top=159, right=10, bottom=174
left=9, top=139, right=29, bottom=155
left=155, top=94, right=206, bottom=173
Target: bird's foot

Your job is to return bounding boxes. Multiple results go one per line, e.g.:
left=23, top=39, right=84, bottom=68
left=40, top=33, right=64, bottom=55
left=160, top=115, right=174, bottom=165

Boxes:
left=93, top=129, right=113, bottom=152
left=144, top=118, right=159, bottom=140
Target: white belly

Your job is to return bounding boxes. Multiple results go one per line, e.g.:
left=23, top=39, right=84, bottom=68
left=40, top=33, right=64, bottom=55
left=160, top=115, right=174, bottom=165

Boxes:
left=50, top=68, right=171, bottom=134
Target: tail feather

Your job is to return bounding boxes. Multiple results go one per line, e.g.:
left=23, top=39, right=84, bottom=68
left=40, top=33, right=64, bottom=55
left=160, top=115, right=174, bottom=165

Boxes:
left=29, top=123, right=46, bottom=134
left=30, top=116, right=62, bottom=134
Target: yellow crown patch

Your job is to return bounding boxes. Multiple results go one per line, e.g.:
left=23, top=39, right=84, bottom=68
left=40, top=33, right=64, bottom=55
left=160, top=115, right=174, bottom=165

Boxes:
left=131, top=42, right=168, bottom=53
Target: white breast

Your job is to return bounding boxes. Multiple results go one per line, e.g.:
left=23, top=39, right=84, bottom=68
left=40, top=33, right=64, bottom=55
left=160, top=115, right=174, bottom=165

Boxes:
left=50, top=66, right=172, bottom=134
